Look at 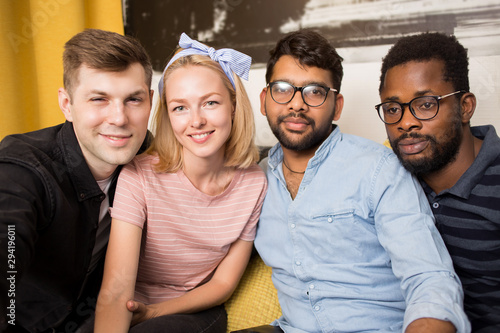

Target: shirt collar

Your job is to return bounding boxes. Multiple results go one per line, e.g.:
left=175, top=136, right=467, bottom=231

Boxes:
left=58, top=121, right=103, bottom=201
left=422, top=125, right=500, bottom=198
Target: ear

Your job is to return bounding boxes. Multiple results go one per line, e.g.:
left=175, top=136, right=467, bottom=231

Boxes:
left=149, top=89, right=154, bottom=104
left=259, top=87, right=268, bottom=116
left=332, top=93, right=344, bottom=121
left=58, top=88, right=73, bottom=122
left=460, top=92, right=476, bottom=124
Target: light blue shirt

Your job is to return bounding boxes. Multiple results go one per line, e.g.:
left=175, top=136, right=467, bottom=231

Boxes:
left=254, top=126, right=470, bottom=333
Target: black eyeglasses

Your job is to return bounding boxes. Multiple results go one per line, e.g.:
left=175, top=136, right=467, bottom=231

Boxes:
left=375, top=90, right=466, bottom=125
left=268, top=81, right=337, bottom=107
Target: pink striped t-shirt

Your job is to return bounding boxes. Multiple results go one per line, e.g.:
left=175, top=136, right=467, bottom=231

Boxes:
left=110, top=153, right=267, bottom=304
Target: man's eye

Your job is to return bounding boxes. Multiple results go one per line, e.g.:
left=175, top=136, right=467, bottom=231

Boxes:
left=384, top=105, right=401, bottom=114
left=419, top=102, right=437, bottom=110
left=90, top=97, right=105, bottom=102
left=274, top=84, right=291, bottom=94
left=309, top=87, right=325, bottom=96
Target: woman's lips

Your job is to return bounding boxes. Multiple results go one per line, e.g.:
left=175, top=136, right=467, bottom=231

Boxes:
left=188, top=130, right=214, bottom=143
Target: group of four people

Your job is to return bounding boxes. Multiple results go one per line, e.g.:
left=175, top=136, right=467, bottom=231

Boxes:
left=0, top=26, right=498, bottom=333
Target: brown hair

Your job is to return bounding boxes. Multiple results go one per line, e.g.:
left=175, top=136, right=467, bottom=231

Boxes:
left=63, top=29, right=153, bottom=99
left=266, top=29, right=343, bottom=92
left=148, top=52, right=259, bottom=172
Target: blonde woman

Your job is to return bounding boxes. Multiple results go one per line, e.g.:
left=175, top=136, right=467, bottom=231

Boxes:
left=95, top=33, right=267, bottom=333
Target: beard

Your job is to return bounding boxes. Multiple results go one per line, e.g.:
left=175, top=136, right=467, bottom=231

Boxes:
left=389, top=115, right=463, bottom=176
left=266, top=110, right=334, bottom=152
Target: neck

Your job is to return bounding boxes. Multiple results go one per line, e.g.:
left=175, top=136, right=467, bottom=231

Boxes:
left=281, top=147, right=315, bottom=173
left=182, top=149, right=232, bottom=196
left=280, top=149, right=313, bottom=200
left=90, top=165, right=117, bottom=181
left=422, top=128, right=482, bottom=194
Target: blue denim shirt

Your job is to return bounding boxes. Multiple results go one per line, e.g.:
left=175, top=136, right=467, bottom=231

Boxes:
left=254, top=127, right=470, bottom=333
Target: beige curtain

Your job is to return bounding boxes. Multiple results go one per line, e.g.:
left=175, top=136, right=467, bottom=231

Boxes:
left=0, top=0, right=125, bottom=139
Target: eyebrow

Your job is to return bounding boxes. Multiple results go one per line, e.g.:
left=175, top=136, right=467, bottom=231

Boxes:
left=383, top=89, right=435, bottom=102
left=128, top=89, right=149, bottom=97
left=168, top=92, right=223, bottom=104
left=273, top=79, right=330, bottom=87
left=88, top=89, right=148, bottom=97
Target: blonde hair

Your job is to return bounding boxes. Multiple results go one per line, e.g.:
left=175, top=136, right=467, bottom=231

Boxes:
left=147, top=53, right=259, bottom=172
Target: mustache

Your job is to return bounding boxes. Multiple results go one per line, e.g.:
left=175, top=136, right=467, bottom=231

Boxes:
left=392, top=132, right=436, bottom=145
left=277, top=112, right=314, bottom=124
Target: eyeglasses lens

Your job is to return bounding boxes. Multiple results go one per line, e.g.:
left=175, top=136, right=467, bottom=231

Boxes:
left=380, top=96, right=439, bottom=123
left=270, top=82, right=328, bottom=107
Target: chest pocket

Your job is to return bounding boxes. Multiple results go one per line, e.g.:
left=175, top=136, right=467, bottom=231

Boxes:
left=309, top=208, right=379, bottom=263
left=313, top=209, right=354, bottom=224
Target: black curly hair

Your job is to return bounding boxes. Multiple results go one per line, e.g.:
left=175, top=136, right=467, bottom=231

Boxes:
left=265, top=29, right=344, bottom=92
left=379, top=32, right=470, bottom=94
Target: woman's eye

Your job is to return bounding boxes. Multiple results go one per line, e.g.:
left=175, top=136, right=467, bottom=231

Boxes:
left=206, top=101, right=219, bottom=106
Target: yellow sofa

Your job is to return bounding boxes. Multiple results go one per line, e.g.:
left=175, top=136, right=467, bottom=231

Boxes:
left=224, top=253, right=282, bottom=332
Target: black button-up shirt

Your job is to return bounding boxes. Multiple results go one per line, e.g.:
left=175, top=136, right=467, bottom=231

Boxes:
left=0, top=122, right=149, bottom=332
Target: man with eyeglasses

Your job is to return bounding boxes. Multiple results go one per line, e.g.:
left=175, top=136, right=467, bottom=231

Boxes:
left=252, top=29, right=469, bottom=333
left=378, top=32, right=500, bottom=332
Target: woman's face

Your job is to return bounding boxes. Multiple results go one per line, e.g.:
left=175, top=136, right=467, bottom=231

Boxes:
left=165, top=65, right=234, bottom=162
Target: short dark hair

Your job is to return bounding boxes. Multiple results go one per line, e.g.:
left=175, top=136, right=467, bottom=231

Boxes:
left=265, top=29, right=344, bottom=92
left=379, top=32, right=469, bottom=93
left=63, top=29, right=153, bottom=98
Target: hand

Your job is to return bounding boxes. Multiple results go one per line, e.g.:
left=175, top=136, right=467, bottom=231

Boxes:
left=126, top=300, right=161, bottom=326
left=405, top=318, right=456, bottom=333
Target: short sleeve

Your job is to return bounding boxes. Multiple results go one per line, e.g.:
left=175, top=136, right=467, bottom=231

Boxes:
left=110, top=159, right=147, bottom=229
left=239, top=166, right=268, bottom=241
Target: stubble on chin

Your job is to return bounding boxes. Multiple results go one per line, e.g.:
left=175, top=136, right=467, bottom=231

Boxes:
left=268, top=112, right=334, bottom=152
left=389, top=125, right=462, bottom=176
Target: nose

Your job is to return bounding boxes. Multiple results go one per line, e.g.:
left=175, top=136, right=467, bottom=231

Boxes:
left=398, top=105, right=421, bottom=132
left=108, top=102, right=128, bottom=127
left=288, top=89, right=307, bottom=112
left=190, top=109, right=206, bottom=128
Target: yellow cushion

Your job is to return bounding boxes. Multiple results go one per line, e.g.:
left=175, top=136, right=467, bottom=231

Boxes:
left=383, top=139, right=392, bottom=149
left=225, top=254, right=282, bottom=332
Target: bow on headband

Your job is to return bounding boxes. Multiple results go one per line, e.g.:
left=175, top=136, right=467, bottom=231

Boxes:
left=158, top=33, right=252, bottom=94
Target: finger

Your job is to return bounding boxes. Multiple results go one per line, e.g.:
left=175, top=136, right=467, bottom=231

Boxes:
left=127, top=300, right=138, bottom=311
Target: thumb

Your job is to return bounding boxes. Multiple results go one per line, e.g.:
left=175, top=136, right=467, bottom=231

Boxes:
left=126, top=300, right=138, bottom=312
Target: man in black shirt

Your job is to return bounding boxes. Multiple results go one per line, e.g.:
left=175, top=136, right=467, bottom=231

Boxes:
left=0, top=28, right=153, bottom=332
left=377, top=32, right=500, bottom=332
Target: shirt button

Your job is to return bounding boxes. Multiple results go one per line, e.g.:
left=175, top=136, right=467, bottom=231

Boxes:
left=433, top=202, right=439, bottom=209
left=327, top=217, right=333, bottom=223
left=309, top=284, right=315, bottom=289
left=290, top=223, right=296, bottom=229
left=314, top=305, right=320, bottom=311
left=295, top=261, right=301, bottom=266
